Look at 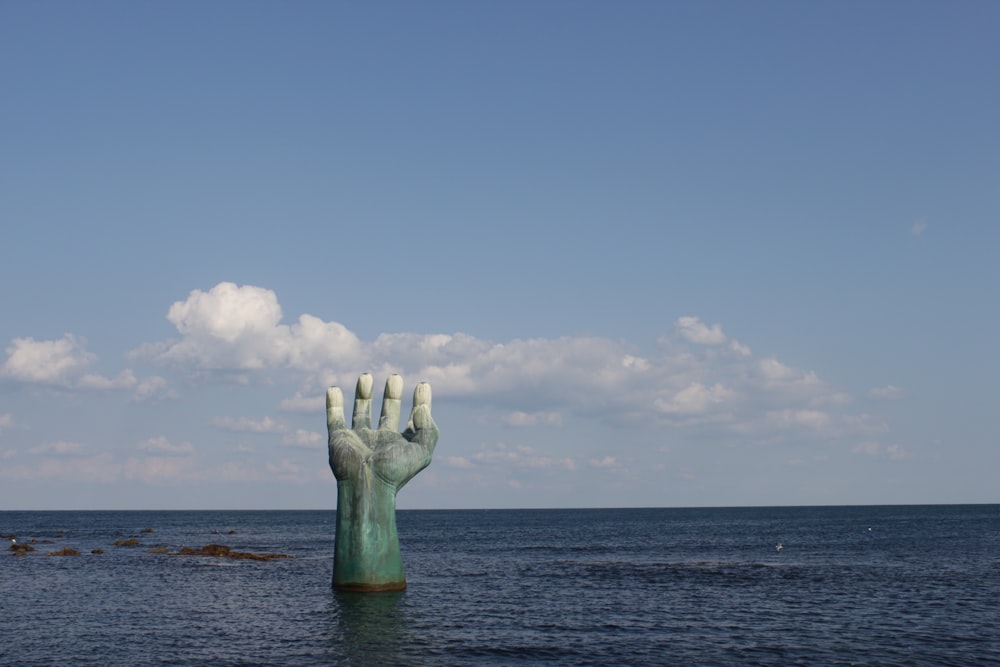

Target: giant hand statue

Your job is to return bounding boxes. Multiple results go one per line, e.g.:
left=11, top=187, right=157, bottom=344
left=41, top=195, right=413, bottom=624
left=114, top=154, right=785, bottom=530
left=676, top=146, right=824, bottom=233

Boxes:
left=327, top=373, right=438, bottom=591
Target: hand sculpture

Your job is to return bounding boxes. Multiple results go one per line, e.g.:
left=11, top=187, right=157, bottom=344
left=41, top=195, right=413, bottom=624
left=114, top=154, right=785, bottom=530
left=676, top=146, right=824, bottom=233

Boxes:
left=327, top=373, right=438, bottom=591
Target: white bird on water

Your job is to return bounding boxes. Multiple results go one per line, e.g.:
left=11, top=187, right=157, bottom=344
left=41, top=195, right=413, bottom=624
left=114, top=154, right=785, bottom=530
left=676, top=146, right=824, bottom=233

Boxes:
left=775, top=543, right=783, bottom=553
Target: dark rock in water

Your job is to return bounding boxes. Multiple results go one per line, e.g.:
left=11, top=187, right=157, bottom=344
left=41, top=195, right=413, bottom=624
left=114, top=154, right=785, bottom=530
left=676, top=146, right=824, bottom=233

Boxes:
left=174, top=544, right=291, bottom=561
left=91, top=549, right=104, bottom=554
left=10, top=543, right=35, bottom=554
left=141, top=528, right=155, bottom=534
left=147, top=547, right=169, bottom=554
left=114, top=538, right=141, bottom=547
left=46, top=547, right=80, bottom=556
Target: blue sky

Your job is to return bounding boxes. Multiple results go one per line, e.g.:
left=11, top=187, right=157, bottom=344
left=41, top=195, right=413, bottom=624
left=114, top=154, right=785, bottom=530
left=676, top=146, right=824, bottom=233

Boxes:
left=2, top=2, right=997, bottom=509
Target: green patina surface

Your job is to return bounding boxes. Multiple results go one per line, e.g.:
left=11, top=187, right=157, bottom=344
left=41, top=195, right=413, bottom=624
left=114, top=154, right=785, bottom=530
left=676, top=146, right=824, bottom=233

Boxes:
left=328, top=374, right=438, bottom=591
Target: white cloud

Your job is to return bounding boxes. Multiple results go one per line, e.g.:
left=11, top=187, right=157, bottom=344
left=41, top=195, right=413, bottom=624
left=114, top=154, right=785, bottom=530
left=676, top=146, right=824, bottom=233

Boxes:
left=3, top=334, right=95, bottom=385
left=655, top=382, right=734, bottom=415
left=138, top=282, right=363, bottom=374
left=212, top=416, right=287, bottom=433
left=911, top=220, right=928, bottom=237
left=886, top=443, right=911, bottom=460
left=758, top=357, right=797, bottom=382
left=841, top=413, right=889, bottom=435
left=589, top=456, right=618, bottom=469
left=0, top=452, right=120, bottom=483
left=675, top=316, right=727, bottom=345
left=124, top=455, right=199, bottom=484
left=266, top=459, right=303, bottom=477
left=729, top=340, right=752, bottom=357
left=869, top=385, right=904, bottom=399
left=2, top=334, right=147, bottom=392
left=279, top=391, right=324, bottom=413
left=502, top=411, right=563, bottom=427
left=78, top=369, right=137, bottom=390
left=218, top=461, right=262, bottom=482
left=2, top=334, right=139, bottom=390
left=129, top=282, right=880, bottom=446
left=136, top=436, right=195, bottom=456
left=281, top=429, right=323, bottom=449
left=445, top=456, right=475, bottom=469
left=0, top=413, right=12, bottom=430
left=766, top=409, right=832, bottom=430
left=470, top=442, right=576, bottom=471
left=133, top=375, right=175, bottom=401
left=853, top=441, right=879, bottom=456
left=28, top=441, right=86, bottom=456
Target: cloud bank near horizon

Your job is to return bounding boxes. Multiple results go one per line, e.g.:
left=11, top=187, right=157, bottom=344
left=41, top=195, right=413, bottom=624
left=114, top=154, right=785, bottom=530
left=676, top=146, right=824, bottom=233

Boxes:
left=3, top=281, right=892, bottom=439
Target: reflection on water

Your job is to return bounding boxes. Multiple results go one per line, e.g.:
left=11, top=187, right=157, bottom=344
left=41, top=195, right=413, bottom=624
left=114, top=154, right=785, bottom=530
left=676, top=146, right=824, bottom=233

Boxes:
left=332, top=590, right=409, bottom=666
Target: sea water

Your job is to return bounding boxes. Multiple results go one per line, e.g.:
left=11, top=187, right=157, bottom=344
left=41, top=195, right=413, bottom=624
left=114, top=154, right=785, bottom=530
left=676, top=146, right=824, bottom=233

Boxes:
left=1, top=505, right=998, bottom=666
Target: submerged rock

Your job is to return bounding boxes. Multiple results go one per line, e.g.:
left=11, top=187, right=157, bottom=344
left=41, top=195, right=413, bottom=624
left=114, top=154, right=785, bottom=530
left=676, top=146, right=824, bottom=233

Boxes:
left=174, top=544, right=291, bottom=561
left=114, top=538, right=141, bottom=547
left=46, top=547, right=80, bottom=557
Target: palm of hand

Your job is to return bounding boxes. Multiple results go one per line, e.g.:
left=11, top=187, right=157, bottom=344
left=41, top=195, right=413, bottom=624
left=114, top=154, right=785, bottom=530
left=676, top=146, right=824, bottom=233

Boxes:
left=328, top=374, right=438, bottom=490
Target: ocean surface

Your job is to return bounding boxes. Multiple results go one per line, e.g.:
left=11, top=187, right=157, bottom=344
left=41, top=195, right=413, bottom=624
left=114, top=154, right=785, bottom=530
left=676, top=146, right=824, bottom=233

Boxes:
left=1, top=505, right=998, bottom=666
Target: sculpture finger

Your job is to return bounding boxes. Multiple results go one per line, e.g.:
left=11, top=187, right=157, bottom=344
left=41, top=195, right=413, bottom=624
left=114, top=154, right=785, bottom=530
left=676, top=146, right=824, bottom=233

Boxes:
left=352, top=373, right=374, bottom=430
left=326, top=387, right=346, bottom=436
left=377, top=374, right=403, bottom=432
left=413, top=381, right=431, bottom=411
left=403, top=382, right=438, bottom=449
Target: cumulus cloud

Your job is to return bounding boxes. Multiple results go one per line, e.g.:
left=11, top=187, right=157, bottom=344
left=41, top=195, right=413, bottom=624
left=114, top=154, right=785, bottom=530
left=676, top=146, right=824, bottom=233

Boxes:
left=2, top=334, right=136, bottom=390
left=124, top=454, right=200, bottom=484
left=468, top=443, right=576, bottom=471
left=675, top=317, right=727, bottom=345
left=137, top=282, right=364, bottom=374
left=133, top=375, right=175, bottom=401
left=869, top=385, right=904, bottom=399
left=853, top=442, right=879, bottom=456
left=0, top=452, right=120, bottom=483
left=266, top=459, right=303, bottom=478
left=886, top=443, right=911, bottom=460
left=446, top=456, right=475, bottom=469
left=502, top=411, right=563, bottom=427
left=3, top=335, right=95, bottom=384
left=218, top=461, right=262, bottom=482
left=281, top=429, right=323, bottom=449
left=28, top=441, right=86, bottom=456
left=655, top=383, right=734, bottom=415
left=212, top=416, right=287, bottom=433
left=766, top=409, right=832, bottom=430
left=132, top=283, right=879, bottom=444
left=279, top=391, right=324, bottom=413
left=136, top=436, right=195, bottom=456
